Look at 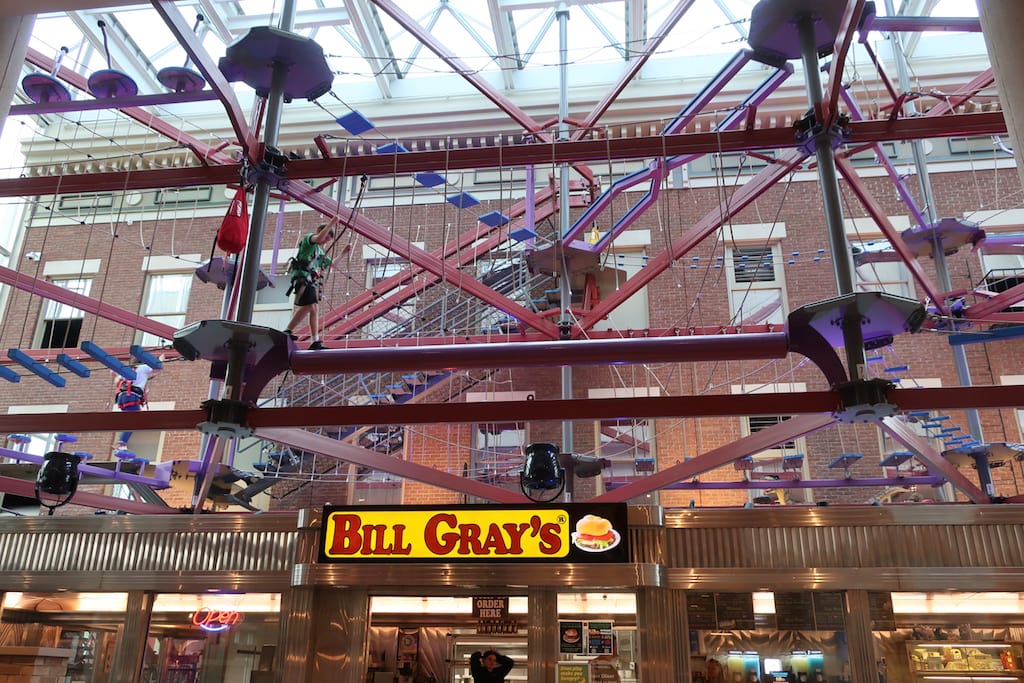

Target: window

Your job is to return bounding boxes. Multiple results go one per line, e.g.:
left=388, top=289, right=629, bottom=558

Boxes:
left=137, top=273, right=192, bottom=347
left=853, top=241, right=914, bottom=298
left=727, top=244, right=786, bottom=325
left=38, top=278, right=90, bottom=348
left=363, top=260, right=414, bottom=339
left=741, top=414, right=810, bottom=504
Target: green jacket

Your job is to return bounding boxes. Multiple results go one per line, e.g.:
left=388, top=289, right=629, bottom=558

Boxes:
left=289, top=234, right=332, bottom=281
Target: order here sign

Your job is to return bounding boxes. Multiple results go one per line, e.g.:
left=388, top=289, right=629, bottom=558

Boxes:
left=318, top=503, right=629, bottom=563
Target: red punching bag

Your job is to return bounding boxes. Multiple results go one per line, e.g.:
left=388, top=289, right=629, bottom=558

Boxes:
left=216, top=187, right=249, bottom=254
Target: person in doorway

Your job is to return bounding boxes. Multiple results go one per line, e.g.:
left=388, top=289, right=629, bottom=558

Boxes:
left=114, top=361, right=158, bottom=449
left=283, top=219, right=335, bottom=350
left=469, top=649, right=514, bottom=683
left=705, top=658, right=726, bottom=683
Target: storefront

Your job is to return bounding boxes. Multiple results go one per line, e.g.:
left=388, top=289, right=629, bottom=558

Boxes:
left=0, top=505, right=1023, bottom=682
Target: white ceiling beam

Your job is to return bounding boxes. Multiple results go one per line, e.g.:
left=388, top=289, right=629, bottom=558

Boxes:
left=343, top=0, right=396, bottom=99
left=497, top=0, right=619, bottom=10
left=68, top=10, right=162, bottom=94
left=623, top=0, right=645, bottom=59
left=223, top=6, right=352, bottom=33
left=488, top=0, right=521, bottom=89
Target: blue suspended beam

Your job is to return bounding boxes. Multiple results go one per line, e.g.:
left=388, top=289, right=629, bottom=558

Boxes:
left=7, top=348, right=65, bottom=387
left=81, top=341, right=135, bottom=379
left=414, top=172, right=447, bottom=187
left=0, top=366, right=19, bottom=383
left=948, top=326, right=1024, bottom=346
left=56, top=353, right=91, bottom=378
left=446, top=192, right=480, bottom=209
left=828, top=453, right=863, bottom=469
left=130, top=345, right=163, bottom=369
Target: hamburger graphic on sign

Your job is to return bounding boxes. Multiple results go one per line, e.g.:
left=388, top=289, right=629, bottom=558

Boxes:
left=571, top=514, right=621, bottom=553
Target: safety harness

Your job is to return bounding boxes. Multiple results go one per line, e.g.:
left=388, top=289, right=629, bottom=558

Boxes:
left=115, top=378, right=146, bottom=409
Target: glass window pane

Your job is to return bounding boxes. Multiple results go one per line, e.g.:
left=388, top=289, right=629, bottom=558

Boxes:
left=143, top=273, right=192, bottom=316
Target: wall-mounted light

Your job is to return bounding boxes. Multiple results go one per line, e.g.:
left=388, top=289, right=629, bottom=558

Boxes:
left=35, top=451, right=82, bottom=514
left=520, top=443, right=564, bottom=502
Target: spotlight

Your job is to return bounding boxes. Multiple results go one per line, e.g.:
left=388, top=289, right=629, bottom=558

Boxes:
left=520, top=443, right=564, bottom=503
left=35, top=451, right=82, bottom=514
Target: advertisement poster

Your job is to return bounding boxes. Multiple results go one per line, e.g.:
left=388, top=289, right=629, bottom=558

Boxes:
left=587, top=621, right=615, bottom=656
left=558, top=662, right=591, bottom=683
left=559, top=620, right=585, bottom=654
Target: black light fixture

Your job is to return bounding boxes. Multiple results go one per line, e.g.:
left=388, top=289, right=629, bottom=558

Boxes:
left=520, top=442, right=565, bottom=502
left=35, top=451, right=82, bottom=514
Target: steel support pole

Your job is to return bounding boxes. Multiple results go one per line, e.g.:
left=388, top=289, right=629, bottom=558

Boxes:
left=798, top=14, right=865, bottom=379
left=557, top=3, right=574, bottom=490
left=886, top=0, right=986, bottom=495
left=223, top=0, right=296, bottom=400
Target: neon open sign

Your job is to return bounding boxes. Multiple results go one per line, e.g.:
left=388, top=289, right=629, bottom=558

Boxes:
left=191, top=607, right=245, bottom=632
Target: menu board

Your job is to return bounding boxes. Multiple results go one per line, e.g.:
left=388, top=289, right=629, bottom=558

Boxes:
left=559, top=620, right=585, bottom=654
left=812, top=591, right=846, bottom=630
left=715, top=593, right=755, bottom=630
left=868, top=591, right=896, bottom=630
left=587, top=621, right=615, bottom=656
left=687, top=592, right=718, bottom=629
left=775, top=592, right=815, bottom=630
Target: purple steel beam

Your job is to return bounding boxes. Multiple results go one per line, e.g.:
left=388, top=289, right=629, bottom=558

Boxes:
left=0, top=474, right=178, bottom=514
left=151, top=0, right=257, bottom=161
left=254, top=426, right=528, bottom=503
left=573, top=0, right=698, bottom=137
left=0, top=265, right=178, bottom=340
left=0, top=447, right=170, bottom=489
left=821, top=0, right=867, bottom=127
left=591, top=413, right=839, bottom=503
left=880, top=415, right=989, bottom=503
left=23, top=47, right=235, bottom=167
left=575, top=149, right=810, bottom=334
left=290, top=333, right=791, bottom=375
left=606, top=475, right=945, bottom=490
left=281, top=178, right=560, bottom=337
left=0, top=113, right=1008, bottom=198
left=570, top=60, right=793, bottom=249
left=865, top=16, right=981, bottom=33
left=834, top=156, right=947, bottom=311
left=10, top=89, right=221, bottom=116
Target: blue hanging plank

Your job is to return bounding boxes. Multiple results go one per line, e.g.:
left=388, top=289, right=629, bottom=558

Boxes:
left=446, top=192, right=480, bottom=209
left=375, top=142, right=408, bottom=154
left=56, top=353, right=91, bottom=378
left=828, top=453, right=863, bottom=469
left=0, top=366, right=19, bottom=383
left=508, top=227, right=537, bottom=242
left=7, top=348, right=65, bottom=388
left=336, top=111, right=375, bottom=135
left=130, top=345, right=164, bottom=369
left=414, top=172, right=447, bottom=187
left=478, top=211, right=510, bottom=227
left=81, top=341, right=135, bottom=379
left=879, top=451, right=914, bottom=467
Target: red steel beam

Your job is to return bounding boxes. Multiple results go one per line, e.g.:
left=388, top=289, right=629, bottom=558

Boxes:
left=591, top=413, right=839, bottom=503
left=151, top=0, right=257, bottom=160
left=23, top=47, right=236, bottom=167
left=0, top=113, right=1007, bottom=198
left=282, top=178, right=559, bottom=337
left=0, top=265, right=178, bottom=340
left=962, top=282, right=1024, bottom=320
left=576, top=149, right=810, bottom=333
left=880, top=415, right=989, bottom=503
left=254, top=427, right=527, bottom=503
left=822, top=0, right=867, bottom=126
left=317, top=185, right=562, bottom=336
left=0, top=386, right=1022, bottom=433
left=911, top=68, right=995, bottom=118
left=834, top=155, right=947, bottom=309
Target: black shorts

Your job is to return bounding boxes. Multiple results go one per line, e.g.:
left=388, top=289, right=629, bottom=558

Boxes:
left=293, top=279, right=320, bottom=306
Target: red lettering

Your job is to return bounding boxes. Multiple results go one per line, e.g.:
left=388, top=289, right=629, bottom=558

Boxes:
left=479, top=524, right=510, bottom=554
left=501, top=523, right=528, bottom=554
left=327, top=514, right=362, bottom=555
left=392, top=524, right=412, bottom=555
left=538, top=522, right=563, bottom=554
left=424, top=513, right=458, bottom=554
